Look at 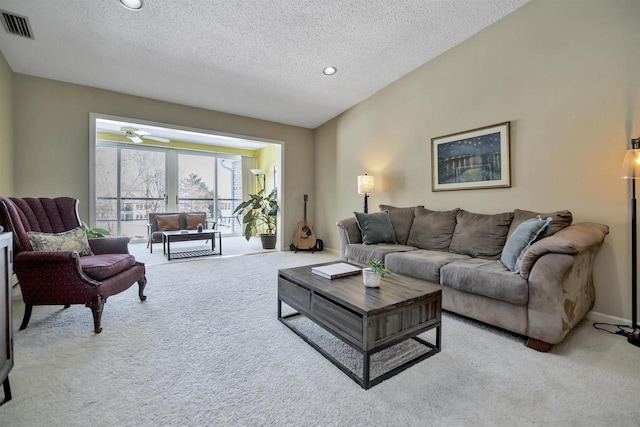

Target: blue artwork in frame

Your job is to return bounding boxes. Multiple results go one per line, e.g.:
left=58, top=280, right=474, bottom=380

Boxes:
left=431, top=122, right=510, bottom=191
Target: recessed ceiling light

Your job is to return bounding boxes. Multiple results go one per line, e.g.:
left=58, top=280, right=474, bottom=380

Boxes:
left=323, top=66, right=337, bottom=76
left=120, top=0, right=143, bottom=10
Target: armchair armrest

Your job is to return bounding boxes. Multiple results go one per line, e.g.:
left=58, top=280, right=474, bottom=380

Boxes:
left=14, top=251, right=100, bottom=303
left=89, top=236, right=131, bottom=255
left=519, top=222, right=609, bottom=279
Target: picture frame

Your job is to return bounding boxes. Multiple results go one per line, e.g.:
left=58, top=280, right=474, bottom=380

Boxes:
left=431, top=121, right=510, bottom=192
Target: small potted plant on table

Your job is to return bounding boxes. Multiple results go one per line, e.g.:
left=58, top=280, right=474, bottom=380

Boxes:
left=363, top=259, right=390, bottom=288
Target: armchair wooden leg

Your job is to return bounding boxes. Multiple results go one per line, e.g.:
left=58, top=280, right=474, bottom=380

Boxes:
left=86, top=297, right=104, bottom=334
left=138, top=276, right=147, bottom=301
left=19, top=304, right=33, bottom=330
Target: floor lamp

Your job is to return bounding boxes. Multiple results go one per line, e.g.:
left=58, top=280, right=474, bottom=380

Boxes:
left=621, top=137, right=640, bottom=347
left=357, top=174, right=375, bottom=214
left=251, top=169, right=266, bottom=191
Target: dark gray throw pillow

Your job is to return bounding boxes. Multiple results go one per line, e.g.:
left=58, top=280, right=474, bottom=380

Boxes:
left=406, top=207, right=459, bottom=251
left=379, top=205, right=423, bottom=245
left=501, top=216, right=551, bottom=272
left=449, top=210, right=514, bottom=259
left=354, top=211, right=396, bottom=245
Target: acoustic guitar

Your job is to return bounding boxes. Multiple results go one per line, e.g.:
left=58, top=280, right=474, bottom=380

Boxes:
left=292, top=194, right=317, bottom=250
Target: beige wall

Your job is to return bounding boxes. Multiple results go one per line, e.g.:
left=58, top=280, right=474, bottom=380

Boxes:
left=0, top=50, right=13, bottom=196
left=314, top=0, right=640, bottom=321
left=12, top=75, right=315, bottom=248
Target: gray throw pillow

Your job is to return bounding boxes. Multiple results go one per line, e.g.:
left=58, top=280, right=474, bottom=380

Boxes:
left=354, top=211, right=396, bottom=245
left=449, top=210, right=514, bottom=259
left=508, top=209, right=572, bottom=240
left=406, top=207, right=459, bottom=251
left=501, top=216, right=552, bottom=272
left=379, top=205, right=423, bottom=245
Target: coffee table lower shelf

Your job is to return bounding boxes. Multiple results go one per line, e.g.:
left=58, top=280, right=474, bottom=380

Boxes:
left=278, top=309, right=440, bottom=389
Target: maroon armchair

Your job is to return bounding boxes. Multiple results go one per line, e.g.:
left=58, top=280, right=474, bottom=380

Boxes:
left=0, top=197, right=147, bottom=333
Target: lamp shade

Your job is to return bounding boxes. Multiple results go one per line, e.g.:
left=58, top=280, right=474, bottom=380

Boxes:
left=357, top=175, right=375, bottom=194
left=621, top=149, right=640, bottom=179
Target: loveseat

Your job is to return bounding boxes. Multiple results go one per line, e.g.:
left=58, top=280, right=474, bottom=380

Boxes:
left=336, top=205, right=609, bottom=351
left=147, top=211, right=215, bottom=253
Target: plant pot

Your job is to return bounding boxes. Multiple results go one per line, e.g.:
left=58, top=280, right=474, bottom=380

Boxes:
left=197, top=224, right=203, bottom=232
left=260, top=234, right=277, bottom=249
left=362, top=268, right=381, bottom=288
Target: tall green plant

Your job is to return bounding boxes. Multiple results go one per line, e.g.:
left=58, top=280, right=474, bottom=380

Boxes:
left=81, top=221, right=110, bottom=238
left=233, top=188, right=278, bottom=241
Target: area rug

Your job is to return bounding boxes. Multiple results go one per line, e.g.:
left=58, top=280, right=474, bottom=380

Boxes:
left=1, top=251, right=638, bottom=426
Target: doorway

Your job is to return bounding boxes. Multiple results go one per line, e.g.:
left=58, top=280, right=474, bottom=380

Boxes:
left=90, top=114, right=283, bottom=247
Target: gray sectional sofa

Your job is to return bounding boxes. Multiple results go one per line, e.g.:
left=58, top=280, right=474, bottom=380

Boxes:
left=336, top=205, right=609, bottom=351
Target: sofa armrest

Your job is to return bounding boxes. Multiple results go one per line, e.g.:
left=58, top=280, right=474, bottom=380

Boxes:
left=524, top=222, right=609, bottom=345
left=89, top=236, right=131, bottom=255
left=518, top=222, right=609, bottom=280
left=336, top=217, right=362, bottom=260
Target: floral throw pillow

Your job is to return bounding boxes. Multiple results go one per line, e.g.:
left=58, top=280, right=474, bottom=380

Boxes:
left=27, top=226, right=94, bottom=256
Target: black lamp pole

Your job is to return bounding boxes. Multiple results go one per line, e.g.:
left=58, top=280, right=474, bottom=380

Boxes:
left=630, top=137, right=640, bottom=346
left=363, top=193, right=369, bottom=214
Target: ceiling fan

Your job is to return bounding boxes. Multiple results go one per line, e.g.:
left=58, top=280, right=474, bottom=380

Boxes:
left=120, top=126, right=170, bottom=143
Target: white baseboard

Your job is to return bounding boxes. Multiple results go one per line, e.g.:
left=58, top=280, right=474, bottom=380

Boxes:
left=586, top=310, right=630, bottom=325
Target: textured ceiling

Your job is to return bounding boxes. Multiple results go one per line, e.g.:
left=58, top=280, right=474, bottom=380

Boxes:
left=0, top=0, right=530, bottom=129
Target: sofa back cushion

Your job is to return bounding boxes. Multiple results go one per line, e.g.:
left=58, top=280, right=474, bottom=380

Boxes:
left=156, top=214, right=180, bottom=231
left=186, top=213, right=206, bottom=230
left=406, top=207, right=459, bottom=251
left=354, top=211, right=396, bottom=244
left=449, top=210, right=514, bottom=259
left=508, top=209, right=572, bottom=240
left=379, top=205, right=422, bottom=245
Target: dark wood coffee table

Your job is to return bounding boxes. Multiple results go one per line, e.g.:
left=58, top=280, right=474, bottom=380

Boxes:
left=162, top=229, right=222, bottom=260
left=278, top=262, right=441, bottom=389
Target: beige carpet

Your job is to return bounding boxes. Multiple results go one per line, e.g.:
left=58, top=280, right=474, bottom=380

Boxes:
left=1, top=250, right=638, bottom=426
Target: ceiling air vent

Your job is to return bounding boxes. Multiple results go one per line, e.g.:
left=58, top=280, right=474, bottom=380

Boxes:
left=1, top=10, right=34, bottom=39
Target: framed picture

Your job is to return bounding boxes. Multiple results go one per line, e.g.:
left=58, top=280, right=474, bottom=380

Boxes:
left=431, top=121, right=510, bottom=192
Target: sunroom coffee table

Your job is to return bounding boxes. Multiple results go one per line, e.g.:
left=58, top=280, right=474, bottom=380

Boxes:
left=278, top=262, right=441, bottom=389
left=162, top=229, right=222, bottom=260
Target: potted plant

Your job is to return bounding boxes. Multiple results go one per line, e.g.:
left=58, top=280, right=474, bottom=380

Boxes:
left=363, top=259, right=390, bottom=288
left=197, top=223, right=204, bottom=233
left=233, top=188, right=279, bottom=249
left=81, top=221, right=110, bottom=238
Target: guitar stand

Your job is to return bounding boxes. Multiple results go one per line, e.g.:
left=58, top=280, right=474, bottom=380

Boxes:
left=290, top=239, right=323, bottom=253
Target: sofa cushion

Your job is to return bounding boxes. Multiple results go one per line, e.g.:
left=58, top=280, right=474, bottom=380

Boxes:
left=440, top=259, right=529, bottom=305
left=386, top=249, right=471, bottom=283
left=501, top=216, right=551, bottom=273
left=449, top=210, right=514, bottom=260
left=379, top=205, right=422, bottom=245
left=354, top=211, right=396, bottom=244
left=79, top=254, right=136, bottom=281
left=157, top=214, right=180, bottom=231
left=407, top=207, right=459, bottom=251
left=345, top=243, right=416, bottom=265
left=508, top=209, right=572, bottom=240
left=186, top=213, right=206, bottom=230
left=27, top=226, right=93, bottom=256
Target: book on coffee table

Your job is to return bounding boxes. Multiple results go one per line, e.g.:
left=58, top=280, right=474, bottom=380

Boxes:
left=311, top=262, right=362, bottom=279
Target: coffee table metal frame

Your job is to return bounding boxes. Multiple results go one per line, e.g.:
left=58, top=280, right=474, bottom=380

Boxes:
left=162, top=229, right=222, bottom=260
left=278, top=263, right=441, bottom=389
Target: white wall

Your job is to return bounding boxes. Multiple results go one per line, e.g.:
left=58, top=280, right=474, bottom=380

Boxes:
left=12, top=75, right=315, bottom=247
left=314, top=0, right=640, bottom=321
